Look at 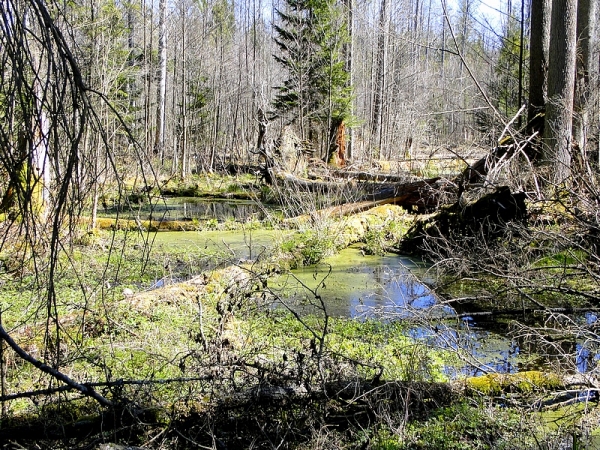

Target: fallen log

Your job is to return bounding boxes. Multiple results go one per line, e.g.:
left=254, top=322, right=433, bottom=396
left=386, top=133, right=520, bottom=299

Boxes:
left=310, top=199, right=393, bottom=217
left=319, top=168, right=413, bottom=183
left=275, top=171, right=345, bottom=192
left=398, top=186, right=527, bottom=255
left=365, top=177, right=455, bottom=210
left=275, top=171, right=453, bottom=212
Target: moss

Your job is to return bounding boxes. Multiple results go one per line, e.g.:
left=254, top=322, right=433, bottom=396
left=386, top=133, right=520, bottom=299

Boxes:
left=466, top=371, right=562, bottom=396
left=159, top=173, right=260, bottom=199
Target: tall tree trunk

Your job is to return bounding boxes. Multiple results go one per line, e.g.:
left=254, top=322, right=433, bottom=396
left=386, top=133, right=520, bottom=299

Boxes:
left=180, top=4, right=188, bottom=179
left=31, top=82, right=51, bottom=221
left=517, top=0, right=525, bottom=128
left=543, top=0, right=578, bottom=184
left=572, top=0, right=596, bottom=159
left=154, top=0, right=167, bottom=159
left=527, top=0, right=552, bottom=136
left=143, top=0, right=154, bottom=156
left=371, top=0, right=389, bottom=158
left=343, top=0, right=354, bottom=160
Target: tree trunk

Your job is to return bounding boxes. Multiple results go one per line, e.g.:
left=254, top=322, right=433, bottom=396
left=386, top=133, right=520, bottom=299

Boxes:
left=180, top=5, right=188, bottom=179
left=517, top=0, right=525, bottom=128
left=527, top=0, right=552, bottom=141
left=543, top=0, right=578, bottom=184
left=154, top=0, right=167, bottom=159
left=256, top=107, right=268, bottom=151
left=327, top=119, right=346, bottom=167
left=343, top=0, right=354, bottom=160
left=572, top=0, right=596, bottom=159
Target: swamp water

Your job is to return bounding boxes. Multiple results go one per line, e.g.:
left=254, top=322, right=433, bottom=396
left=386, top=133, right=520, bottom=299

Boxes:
left=133, top=199, right=598, bottom=378
left=152, top=228, right=537, bottom=377
left=271, top=246, right=534, bottom=377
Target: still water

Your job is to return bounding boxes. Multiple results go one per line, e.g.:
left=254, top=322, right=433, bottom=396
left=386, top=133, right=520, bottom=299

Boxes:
left=103, top=197, right=272, bottom=222
left=149, top=225, right=598, bottom=377
left=271, top=246, right=532, bottom=376
left=273, top=246, right=599, bottom=377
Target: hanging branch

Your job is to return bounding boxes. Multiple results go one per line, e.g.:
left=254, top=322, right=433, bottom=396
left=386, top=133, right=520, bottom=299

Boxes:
left=0, top=324, right=113, bottom=407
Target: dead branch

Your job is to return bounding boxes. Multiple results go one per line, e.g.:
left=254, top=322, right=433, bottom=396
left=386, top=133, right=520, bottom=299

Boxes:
left=0, top=324, right=112, bottom=407
left=0, top=375, right=215, bottom=402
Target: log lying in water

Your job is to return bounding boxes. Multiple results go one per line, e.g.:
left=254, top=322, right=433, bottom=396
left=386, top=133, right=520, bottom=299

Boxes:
left=275, top=171, right=454, bottom=213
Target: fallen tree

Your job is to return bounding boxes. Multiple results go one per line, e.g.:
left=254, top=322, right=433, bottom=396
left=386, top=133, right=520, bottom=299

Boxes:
left=398, top=186, right=527, bottom=255
left=274, top=171, right=455, bottom=213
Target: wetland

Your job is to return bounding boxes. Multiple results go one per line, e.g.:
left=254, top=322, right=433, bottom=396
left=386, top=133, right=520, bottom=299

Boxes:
left=2, top=178, right=600, bottom=449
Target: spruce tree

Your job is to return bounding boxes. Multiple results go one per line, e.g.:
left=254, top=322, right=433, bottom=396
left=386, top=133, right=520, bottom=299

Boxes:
left=272, top=0, right=352, bottom=159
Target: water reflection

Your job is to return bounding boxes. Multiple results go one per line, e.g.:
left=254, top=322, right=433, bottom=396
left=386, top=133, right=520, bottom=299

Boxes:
left=103, top=197, right=270, bottom=222
left=277, top=247, right=600, bottom=377
left=274, top=248, right=440, bottom=318
left=409, top=322, right=523, bottom=377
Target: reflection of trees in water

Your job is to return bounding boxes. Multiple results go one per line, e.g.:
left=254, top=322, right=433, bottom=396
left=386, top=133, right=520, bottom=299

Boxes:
left=368, top=266, right=388, bottom=307
left=192, top=201, right=265, bottom=221
left=353, top=266, right=437, bottom=315
left=109, top=200, right=266, bottom=221
left=509, top=316, right=600, bottom=374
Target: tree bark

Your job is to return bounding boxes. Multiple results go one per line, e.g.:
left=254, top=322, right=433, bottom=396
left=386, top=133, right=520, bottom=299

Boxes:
left=543, top=0, right=578, bottom=184
left=327, top=118, right=347, bottom=167
left=527, top=0, right=552, bottom=142
left=572, top=0, right=596, bottom=158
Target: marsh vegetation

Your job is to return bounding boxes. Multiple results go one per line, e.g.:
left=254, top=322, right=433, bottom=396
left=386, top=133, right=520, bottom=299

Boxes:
left=1, top=0, right=600, bottom=448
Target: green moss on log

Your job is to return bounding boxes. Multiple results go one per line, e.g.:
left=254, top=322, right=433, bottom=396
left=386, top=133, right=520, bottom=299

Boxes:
left=466, top=371, right=562, bottom=396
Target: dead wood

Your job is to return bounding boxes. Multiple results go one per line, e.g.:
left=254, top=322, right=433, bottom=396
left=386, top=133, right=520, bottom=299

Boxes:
left=398, top=186, right=527, bottom=255
left=365, top=177, right=452, bottom=209
left=219, top=378, right=459, bottom=416
left=0, top=324, right=113, bottom=407
left=277, top=171, right=453, bottom=212
left=322, top=168, right=413, bottom=183
left=459, top=144, right=514, bottom=184
left=311, top=199, right=391, bottom=217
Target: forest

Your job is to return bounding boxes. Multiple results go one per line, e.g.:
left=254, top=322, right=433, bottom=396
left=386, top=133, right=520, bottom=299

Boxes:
left=0, top=0, right=599, bottom=448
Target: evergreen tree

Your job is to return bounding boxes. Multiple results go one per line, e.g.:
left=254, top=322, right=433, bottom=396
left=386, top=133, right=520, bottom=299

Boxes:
left=272, top=0, right=352, bottom=156
left=492, top=19, right=529, bottom=120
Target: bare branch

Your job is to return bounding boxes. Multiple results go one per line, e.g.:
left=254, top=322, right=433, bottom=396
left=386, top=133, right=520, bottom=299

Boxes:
left=0, top=324, right=112, bottom=407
